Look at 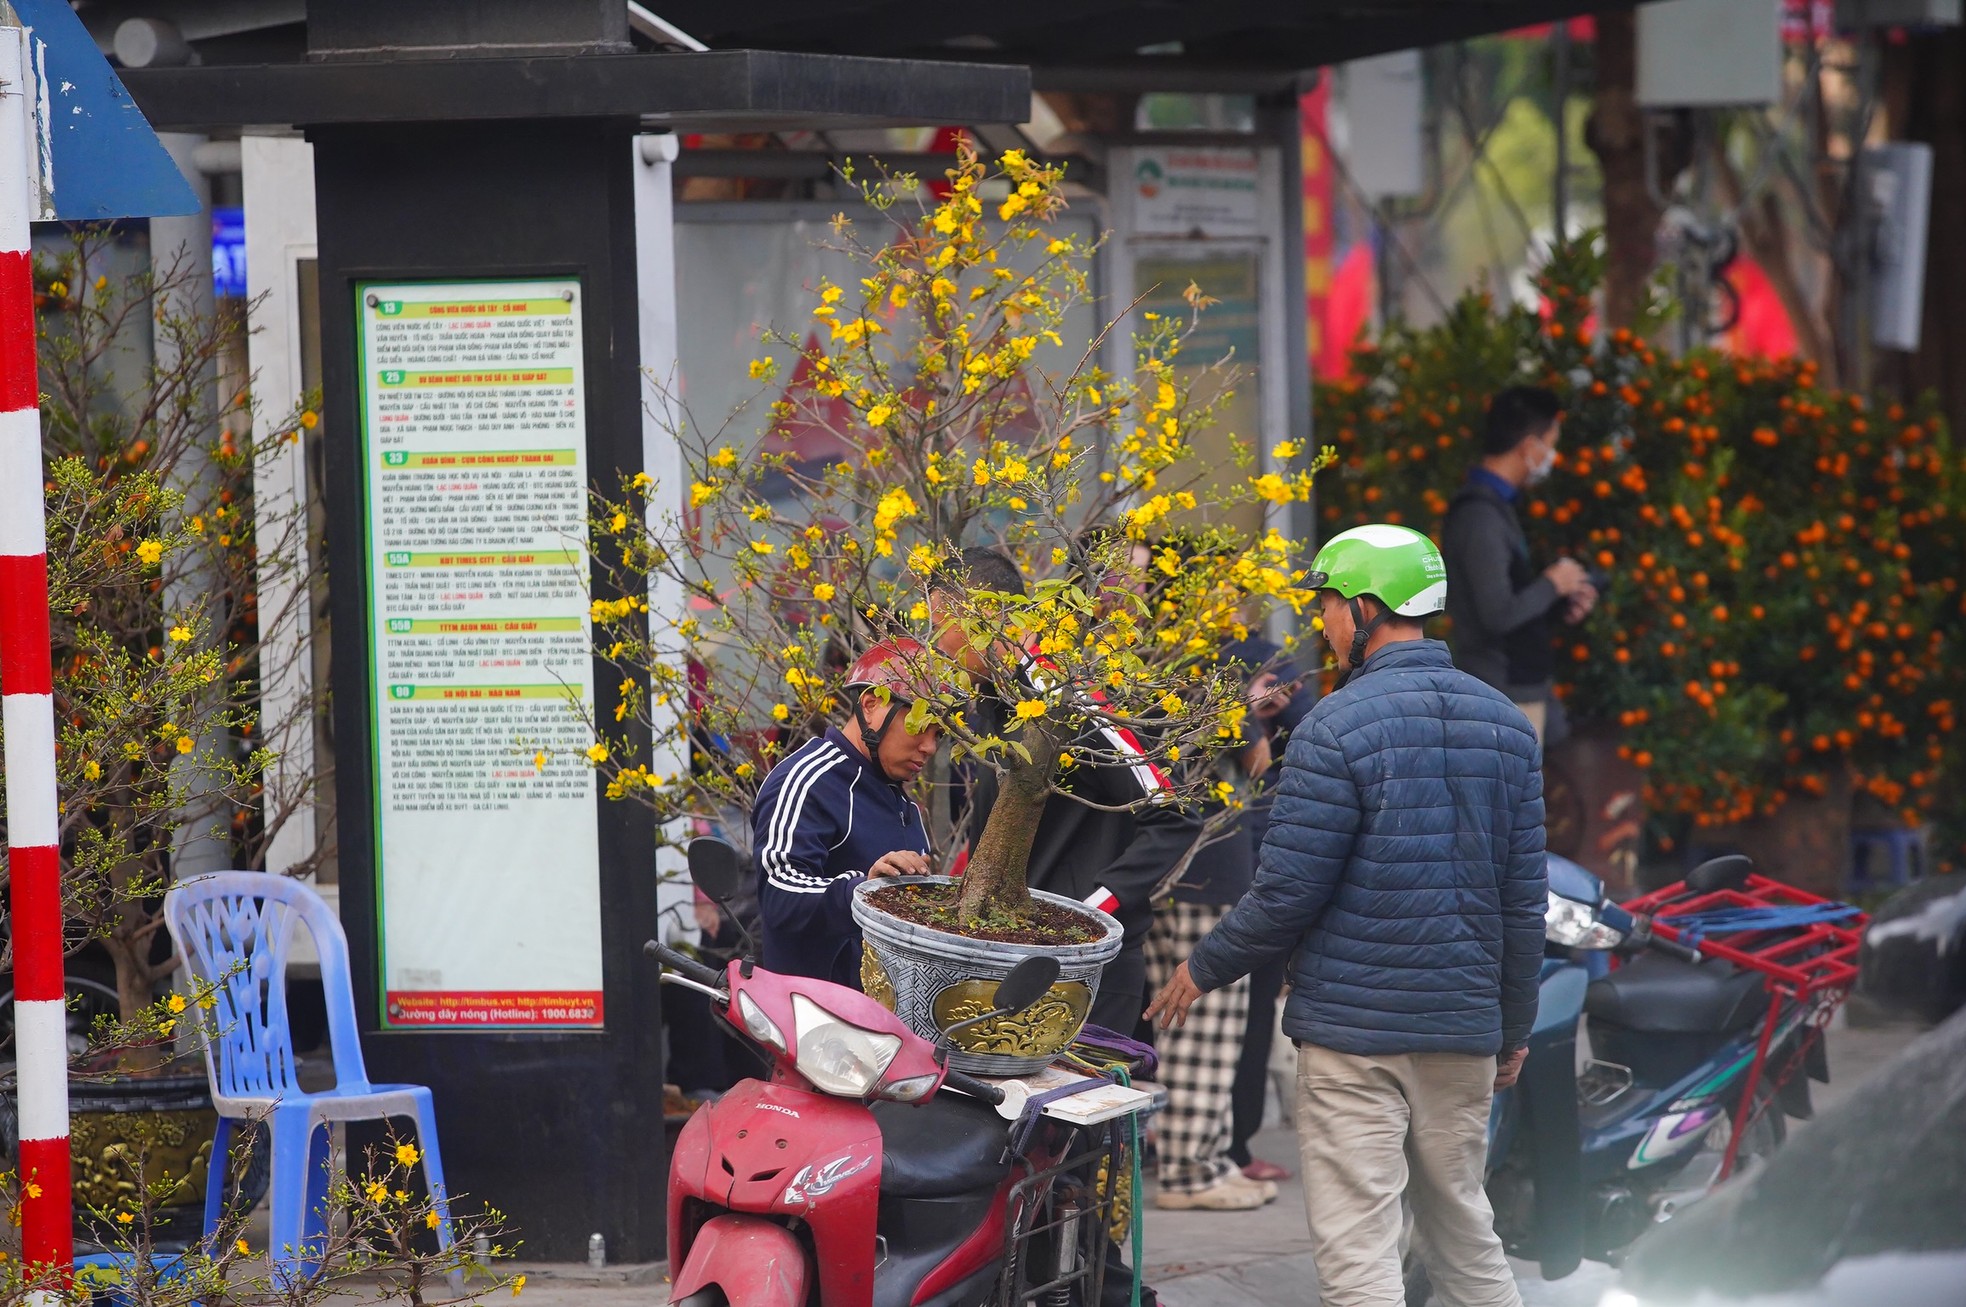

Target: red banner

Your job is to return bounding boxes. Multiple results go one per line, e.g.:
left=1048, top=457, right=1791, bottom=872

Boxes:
left=385, top=990, right=605, bottom=1027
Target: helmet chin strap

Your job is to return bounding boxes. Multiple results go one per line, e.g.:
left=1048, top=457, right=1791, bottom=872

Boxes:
left=853, top=696, right=906, bottom=783
left=1333, top=595, right=1392, bottom=689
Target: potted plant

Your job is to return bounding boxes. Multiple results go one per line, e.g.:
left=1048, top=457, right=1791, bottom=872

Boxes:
left=584, top=145, right=1326, bottom=1073
left=1316, top=238, right=1966, bottom=886
left=0, top=232, right=328, bottom=1238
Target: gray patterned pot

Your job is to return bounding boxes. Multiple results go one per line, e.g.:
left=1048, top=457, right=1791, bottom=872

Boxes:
left=851, top=876, right=1123, bottom=1076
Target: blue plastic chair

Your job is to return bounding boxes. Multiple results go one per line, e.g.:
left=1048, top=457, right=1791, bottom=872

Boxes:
left=163, top=872, right=455, bottom=1283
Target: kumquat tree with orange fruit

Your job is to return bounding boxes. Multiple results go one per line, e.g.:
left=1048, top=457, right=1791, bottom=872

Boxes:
left=1317, top=238, right=1966, bottom=854
left=581, top=143, right=1328, bottom=928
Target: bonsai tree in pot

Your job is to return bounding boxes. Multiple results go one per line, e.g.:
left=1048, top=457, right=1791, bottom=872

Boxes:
left=0, top=232, right=329, bottom=1230
left=585, top=146, right=1326, bottom=1065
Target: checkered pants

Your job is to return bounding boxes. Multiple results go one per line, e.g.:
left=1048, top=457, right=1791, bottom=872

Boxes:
left=1144, top=900, right=1249, bottom=1194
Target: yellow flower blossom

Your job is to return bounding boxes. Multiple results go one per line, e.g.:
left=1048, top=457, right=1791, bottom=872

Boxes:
left=83, top=760, right=101, bottom=781
left=873, top=487, right=918, bottom=534
left=176, top=736, right=194, bottom=754
left=632, top=471, right=653, bottom=489
left=772, top=704, right=791, bottom=722
left=1014, top=699, right=1047, bottom=720
left=1252, top=473, right=1292, bottom=504
left=748, top=358, right=774, bottom=380
left=709, top=446, right=739, bottom=470
left=167, top=993, right=187, bottom=1014
left=610, top=512, right=628, bottom=533
left=749, top=540, right=774, bottom=555
left=395, top=1142, right=421, bottom=1167
left=513, top=1275, right=528, bottom=1297
left=585, top=743, right=609, bottom=765
left=534, top=751, right=548, bottom=773
left=236, top=1239, right=250, bottom=1254
left=866, top=403, right=893, bottom=427
left=300, top=410, right=319, bottom=430
left=812, top=582, right=836, bottom=602
left=426, top=1211, right=442, bottom=1230
left=136, top=539, right=163, bottom=565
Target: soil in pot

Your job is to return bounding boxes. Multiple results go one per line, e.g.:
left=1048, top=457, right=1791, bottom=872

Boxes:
left=864, top=881, right=1103, bottom=945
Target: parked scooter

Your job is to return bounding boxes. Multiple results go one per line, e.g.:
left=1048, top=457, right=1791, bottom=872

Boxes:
left=1408, top=853, right=1833, bottom=1302
left=651, top=838, right=1124, bottom=1307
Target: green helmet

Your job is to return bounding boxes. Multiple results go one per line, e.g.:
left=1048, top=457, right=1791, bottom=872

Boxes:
left=1306, top=524, right=1447, bottom=617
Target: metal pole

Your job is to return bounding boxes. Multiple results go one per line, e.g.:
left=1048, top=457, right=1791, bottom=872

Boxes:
left=1551, top=19, right=1570, bottom=246
left=0, top=22, right=75, bottom=1285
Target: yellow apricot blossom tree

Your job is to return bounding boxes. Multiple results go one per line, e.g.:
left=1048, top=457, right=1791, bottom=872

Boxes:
left=588, top=144, right=1328, bottom=927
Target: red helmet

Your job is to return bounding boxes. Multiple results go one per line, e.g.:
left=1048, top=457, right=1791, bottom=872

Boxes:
left=843, top=637, right=943, bottom=705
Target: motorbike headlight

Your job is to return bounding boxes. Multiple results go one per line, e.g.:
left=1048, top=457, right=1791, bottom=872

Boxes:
left=737, top=989, right=788, bottom=1053
left=1546, top=891, right=1626, bottom=950
left=791, top=994, right=901, bottom=1097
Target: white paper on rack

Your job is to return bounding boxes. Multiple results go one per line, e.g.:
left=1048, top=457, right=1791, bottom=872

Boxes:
left=986, top=1065, right=1157, bottom=1126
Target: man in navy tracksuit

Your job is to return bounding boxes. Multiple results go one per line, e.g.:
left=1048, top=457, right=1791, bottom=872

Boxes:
left=753, top=639, right=940, bottom=989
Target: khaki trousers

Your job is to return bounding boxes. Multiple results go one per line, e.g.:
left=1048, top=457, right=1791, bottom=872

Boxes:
left=1294, top=1042, right=1521, bottom=1307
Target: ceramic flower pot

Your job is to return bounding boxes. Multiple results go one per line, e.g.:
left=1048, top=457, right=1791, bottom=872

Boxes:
left=1, top=1069, right=270, bottom=1250
left=851, top=876, right=1123, bottom=1076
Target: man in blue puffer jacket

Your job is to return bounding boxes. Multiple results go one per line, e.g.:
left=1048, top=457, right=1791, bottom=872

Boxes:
left=1147, top=524, right=1546, bottom=1307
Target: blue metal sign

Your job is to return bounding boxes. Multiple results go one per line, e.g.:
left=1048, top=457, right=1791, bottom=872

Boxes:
left=11, top=0, right=197, bottom=221
left=211, top=207, right=246, bottom=297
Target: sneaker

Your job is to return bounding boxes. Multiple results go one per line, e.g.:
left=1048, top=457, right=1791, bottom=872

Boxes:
left=1155, top=1174, right=1271, bottom=1211
left=1227, top=1172, right=1279, bottom=1205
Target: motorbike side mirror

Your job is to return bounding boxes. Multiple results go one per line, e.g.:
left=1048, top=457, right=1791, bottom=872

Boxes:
left=992, top=955, right=1061, bottom=1017
left=686, top=835, right=759, bottom=975
left=1687, top=854, right=1753, bottom=895
left=934, top=955, right=1061, bottom=1062
left=688, top=836, right=745, bottom=904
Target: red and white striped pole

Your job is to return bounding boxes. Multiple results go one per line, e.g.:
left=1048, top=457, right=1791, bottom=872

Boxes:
left=0, top=24, right=74, bottom=1281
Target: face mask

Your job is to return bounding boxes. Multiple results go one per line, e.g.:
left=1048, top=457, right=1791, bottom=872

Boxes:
left=1526, top=440, right=1557, bottom=484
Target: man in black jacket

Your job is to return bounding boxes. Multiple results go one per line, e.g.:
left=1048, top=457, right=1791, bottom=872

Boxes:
left=1441, top=384, right=1596, bottom=744
left=929, top=547, right=1203, bottom=1035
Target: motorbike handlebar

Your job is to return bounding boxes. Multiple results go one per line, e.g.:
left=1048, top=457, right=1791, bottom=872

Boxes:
left=643, top=939, right=727, bottom=990
left=1646, top=928, right=1704, bottom=964
left=940, top=1069, right=1005, bottom=1106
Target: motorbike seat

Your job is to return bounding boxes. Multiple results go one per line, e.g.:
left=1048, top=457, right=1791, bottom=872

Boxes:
left=1584, top=952, right=1766, bottom=1035
left=872, top=1092, right=1014, bottom=1199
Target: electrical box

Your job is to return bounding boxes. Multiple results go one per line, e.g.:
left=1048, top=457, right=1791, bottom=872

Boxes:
left=1866, top=142, right=1934, bottom=353
left=1344, top=49, right=1424, bottom=201
left=1637, top=0, right=1783, bottom=107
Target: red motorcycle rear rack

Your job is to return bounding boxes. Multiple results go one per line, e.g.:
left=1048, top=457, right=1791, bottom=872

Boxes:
left=1623, top=873, right=1867, bottom=998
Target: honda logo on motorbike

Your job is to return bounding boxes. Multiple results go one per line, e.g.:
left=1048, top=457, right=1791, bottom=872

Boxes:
left=783, top=1154, right=871, bottom=1205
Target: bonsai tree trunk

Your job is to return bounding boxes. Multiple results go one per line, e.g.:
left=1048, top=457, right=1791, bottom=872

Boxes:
left=957, top=751, right=1052, bottom=920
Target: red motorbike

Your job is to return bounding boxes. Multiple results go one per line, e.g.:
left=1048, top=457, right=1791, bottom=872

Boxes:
left=649, top=840, right=1123, bottom=1307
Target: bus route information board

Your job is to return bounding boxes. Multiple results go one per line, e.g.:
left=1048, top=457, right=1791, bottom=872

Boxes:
left=356, top=277, right=604, bottom=1030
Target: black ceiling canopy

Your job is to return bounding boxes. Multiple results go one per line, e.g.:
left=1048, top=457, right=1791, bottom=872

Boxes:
left=645, top=0, right=1633, bottom=81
